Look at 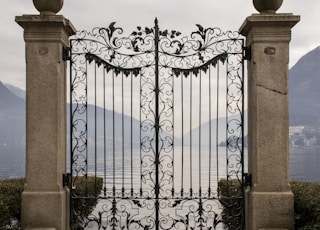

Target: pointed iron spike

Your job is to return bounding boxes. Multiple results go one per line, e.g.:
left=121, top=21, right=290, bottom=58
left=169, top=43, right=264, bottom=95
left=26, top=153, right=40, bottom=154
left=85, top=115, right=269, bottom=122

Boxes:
left=155, top=17, right=158, bottom=25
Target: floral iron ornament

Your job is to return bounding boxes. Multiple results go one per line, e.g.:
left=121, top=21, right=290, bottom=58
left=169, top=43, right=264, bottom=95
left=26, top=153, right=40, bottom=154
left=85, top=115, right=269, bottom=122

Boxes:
left=72, top=19, right=241, bottom=79
left=69, top=19, right=245, bottom=230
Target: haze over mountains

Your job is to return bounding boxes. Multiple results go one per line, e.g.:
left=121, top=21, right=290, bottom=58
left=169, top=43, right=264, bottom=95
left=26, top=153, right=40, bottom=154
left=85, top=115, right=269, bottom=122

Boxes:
left=1, top=46, right=320, bottom=178
left=0, top=82, right=25, bottom=161
left=0, top=82, right=25, bottom=178
left=289, top=46, right=320, bottom=126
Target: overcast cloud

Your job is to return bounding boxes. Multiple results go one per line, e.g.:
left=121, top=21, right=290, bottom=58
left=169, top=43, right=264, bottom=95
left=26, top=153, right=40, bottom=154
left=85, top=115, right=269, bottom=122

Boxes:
left=1, top=1, right=319, bottom=89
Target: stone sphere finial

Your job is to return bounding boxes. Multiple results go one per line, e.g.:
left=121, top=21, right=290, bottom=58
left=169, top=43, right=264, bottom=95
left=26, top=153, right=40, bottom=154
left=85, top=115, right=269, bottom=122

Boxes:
left=33, top=0, right=64, bottom=15
left=253, top=0, right=283, bottom=14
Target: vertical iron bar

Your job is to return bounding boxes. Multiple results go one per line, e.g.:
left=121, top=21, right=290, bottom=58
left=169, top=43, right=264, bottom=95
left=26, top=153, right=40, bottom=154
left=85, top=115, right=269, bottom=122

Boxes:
left=112, top=72, right=116, bottom=194
left=85, top=59, right=88, bottom=196
left=112, top=70, right=116, bottom=193
left=131, top=72, right=134, bottom=197
left=103, top=68, right=107, bottom=197
left=139, top=71, right=143, bottom=197
left=189, top=73, right=193, bottom=197
left=216, top=63, right=220, bottom=196
left=181, top=74, right=184, bottom=197
left=198, top=71, right=204, bottom=228
left=208, top=67, right=212, bottom=197
left=112, top=70, right=116, bottom=230
left=199, top=72, right=202, bottom=196
left=94, top=62, right=97, bottom=193
left=172, top=73, right=175, bottom=197
left=122, top=73, right=125, bottom=197
left=225, top=59, right=229, bottom=186
left=154, top=18, right=160, bottom=230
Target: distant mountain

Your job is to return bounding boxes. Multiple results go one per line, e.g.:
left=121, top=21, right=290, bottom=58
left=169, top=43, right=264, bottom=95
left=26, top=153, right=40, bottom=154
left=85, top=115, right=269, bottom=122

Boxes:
left=4, top=83, right=26, bottom=100
left=289, top=46, right=320, bottom=126
left=71, top=104, right=143, bottom=155
left=0, top=82, right=159, bottom=178
left=1, top=45, right=320, bottom=178
left=0, top=81, right=25, bottom=178
left=0, top=82, right=25, bottom=110
left=183, top=113, right=247, bottom=147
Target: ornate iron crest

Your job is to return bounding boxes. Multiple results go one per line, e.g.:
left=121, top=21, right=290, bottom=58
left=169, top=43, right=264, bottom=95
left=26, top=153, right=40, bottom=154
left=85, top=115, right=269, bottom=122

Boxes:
left=69, top=19, right=245, bottom=230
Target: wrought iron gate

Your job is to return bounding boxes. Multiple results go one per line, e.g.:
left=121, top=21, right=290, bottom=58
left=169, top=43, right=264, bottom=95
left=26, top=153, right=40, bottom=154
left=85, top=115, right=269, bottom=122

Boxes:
left=68, top=19, right=246, bottom=229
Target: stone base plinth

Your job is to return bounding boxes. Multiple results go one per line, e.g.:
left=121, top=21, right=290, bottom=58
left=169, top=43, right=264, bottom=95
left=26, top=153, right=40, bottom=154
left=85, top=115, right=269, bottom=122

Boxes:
left=21, top=191, right=68, bottom=230
left=26, top=229, right=56, bottom=230
left=259, top=229, right=289, bottom=230
left=246, top=190, right=294, bottom=229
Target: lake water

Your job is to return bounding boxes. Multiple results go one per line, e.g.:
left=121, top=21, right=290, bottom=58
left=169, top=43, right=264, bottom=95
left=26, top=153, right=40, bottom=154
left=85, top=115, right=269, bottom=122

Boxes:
left=77, top=146, right=243, bottom=230
left=1, top=146, right=319, bottom=229
left=1, top=146, right=319, bottom=183
left=290, top=146, right=320, bottom=182
left=0, top=158, right=25, bottom=179
left=79, top=146, right=244, bottom=194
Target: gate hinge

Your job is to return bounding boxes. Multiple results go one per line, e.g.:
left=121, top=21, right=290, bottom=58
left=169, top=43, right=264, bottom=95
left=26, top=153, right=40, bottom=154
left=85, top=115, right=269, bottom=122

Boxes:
left=63, top=46, right=71, bottom=61
left=63, top=173, right=72, bottom=188
left=243, top=46, right=251, bottom=61
left=243, top=173, right=252, bottom=187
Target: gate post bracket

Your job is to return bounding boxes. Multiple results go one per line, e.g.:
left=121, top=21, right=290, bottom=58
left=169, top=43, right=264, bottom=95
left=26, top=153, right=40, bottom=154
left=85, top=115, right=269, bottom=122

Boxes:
left=63, top=173, right=72, bottom=188
left=243, top=173, right=252, bottom=187
left=243, top=46, right=252, bottom=61
left=63, top=46, right=71, bottom=61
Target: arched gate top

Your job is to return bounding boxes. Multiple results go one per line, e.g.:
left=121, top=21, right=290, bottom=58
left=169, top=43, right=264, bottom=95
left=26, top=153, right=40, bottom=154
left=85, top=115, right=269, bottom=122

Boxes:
left=70, top=19, right=244, bottom=77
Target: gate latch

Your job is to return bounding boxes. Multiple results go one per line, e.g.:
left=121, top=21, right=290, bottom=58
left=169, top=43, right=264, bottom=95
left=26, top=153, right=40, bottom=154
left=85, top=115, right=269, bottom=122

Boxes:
left=63, top=173, right=72, bottom=188
left=243, top=173, right=252, bottom=187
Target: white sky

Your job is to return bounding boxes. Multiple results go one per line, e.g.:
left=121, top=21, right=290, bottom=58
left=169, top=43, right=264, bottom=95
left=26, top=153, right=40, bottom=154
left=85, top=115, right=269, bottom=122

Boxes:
left=0, top=1, right=319, bottom=90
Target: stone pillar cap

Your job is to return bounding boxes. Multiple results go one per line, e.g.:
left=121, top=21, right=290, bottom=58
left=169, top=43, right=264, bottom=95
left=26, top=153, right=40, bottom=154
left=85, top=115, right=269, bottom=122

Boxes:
left=239, top=13, right=300, bottom=36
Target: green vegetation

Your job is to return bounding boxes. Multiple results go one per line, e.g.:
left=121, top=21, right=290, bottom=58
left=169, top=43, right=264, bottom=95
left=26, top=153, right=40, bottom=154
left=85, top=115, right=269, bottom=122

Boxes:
left=291, top=181, right=320, bottom=229
left=71, top=176, right=103, bottom=229
left=0, top=178, right=24, bottom=230
left=0, top=177, right=103, bottom=230
left=218, top=180, right=320, bottom=229
left=1, top=177, right=319, bottom=229
left=218, top=179, right=243, bottom=229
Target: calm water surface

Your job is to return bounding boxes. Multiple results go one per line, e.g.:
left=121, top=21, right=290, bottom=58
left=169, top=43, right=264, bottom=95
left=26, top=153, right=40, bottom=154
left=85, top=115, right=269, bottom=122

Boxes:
left=1, top=147, right=319, bottom=183
left=290, top=146, right=320, bottom=182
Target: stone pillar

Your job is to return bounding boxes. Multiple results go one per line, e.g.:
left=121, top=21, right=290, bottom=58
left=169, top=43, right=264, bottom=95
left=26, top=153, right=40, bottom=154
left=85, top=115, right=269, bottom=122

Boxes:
left=15, top=1, right=76, bottom=229
left=239, top=3, right=299, bottom=230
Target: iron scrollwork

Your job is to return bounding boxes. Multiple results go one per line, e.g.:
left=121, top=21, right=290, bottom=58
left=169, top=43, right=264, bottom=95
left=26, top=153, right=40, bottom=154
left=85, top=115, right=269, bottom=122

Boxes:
left=70, top=19, right=245, bottom=229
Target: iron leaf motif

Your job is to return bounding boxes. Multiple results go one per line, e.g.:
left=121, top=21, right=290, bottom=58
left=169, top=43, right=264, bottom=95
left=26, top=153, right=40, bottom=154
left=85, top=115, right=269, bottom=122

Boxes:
left=172, top=199, right=183, bottom=207
left=132, top=199, right=142, bottom=207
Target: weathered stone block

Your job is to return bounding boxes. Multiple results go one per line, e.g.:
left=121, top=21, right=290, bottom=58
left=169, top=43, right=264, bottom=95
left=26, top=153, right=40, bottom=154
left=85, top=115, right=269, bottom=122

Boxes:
left=16, top=14, right=76, bottom=230
left=240, top=13, right=299, bottom=230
